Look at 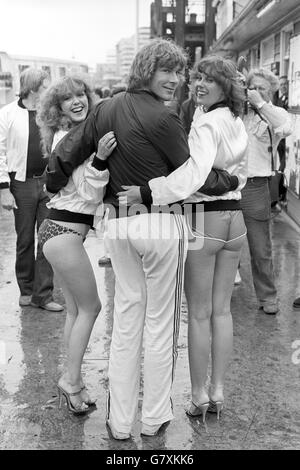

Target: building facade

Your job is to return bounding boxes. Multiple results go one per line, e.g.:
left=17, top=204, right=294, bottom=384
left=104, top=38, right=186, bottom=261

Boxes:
left=95, top=50, right=120, bottom=88
left=0, top=51, right=89, bottom=108
left=138, top=26, right=151, bottom=50
left=116, top=27, right=151, bottom=82
left=210, top=0, right=300, bottom=225
left=150, top=0, right=206, bottom=62
left=116, top=36, right=135, bottom=80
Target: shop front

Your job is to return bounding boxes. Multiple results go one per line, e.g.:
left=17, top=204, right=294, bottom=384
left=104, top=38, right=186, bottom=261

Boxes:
left=210, top=0, right=300, bottom=224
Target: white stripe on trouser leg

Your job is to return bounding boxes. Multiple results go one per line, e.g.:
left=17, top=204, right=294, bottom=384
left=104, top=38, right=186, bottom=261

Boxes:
left=172, top=214, right=186, bottom=383
left=106, top=213, right=187, bottom=433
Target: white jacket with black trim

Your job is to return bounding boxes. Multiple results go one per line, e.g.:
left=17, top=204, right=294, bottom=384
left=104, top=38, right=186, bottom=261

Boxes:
left=46, top=130, right=109, bottom=216
left=149, top=106, right=249, bottom=205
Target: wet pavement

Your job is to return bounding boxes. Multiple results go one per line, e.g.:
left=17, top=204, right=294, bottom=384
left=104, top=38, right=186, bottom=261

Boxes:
left=0, top=208, right=300, bottom=451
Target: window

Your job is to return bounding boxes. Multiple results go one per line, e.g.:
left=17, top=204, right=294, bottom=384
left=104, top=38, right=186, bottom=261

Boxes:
left=274, top=33, right=280, bottom=63
left=281, top=30, right=292, bottom=77
left=0, top=72, right=13, bottom=88
left=233, top=1, right=247, bottom=18
left=261, top=36, right=275, bottom=69
left=42, top=65, right=51, bottom=79
left=250, top=46, right=260, bottom=68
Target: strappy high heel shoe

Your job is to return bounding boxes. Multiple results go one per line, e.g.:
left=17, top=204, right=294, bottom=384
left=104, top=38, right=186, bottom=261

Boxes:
left=208, top=383, right=224, bottom=419
left=208, top=400, right=224, bottom=420
left=185, top=401, right=210, bottom=423
left=57, top=384, right=89, bottom=415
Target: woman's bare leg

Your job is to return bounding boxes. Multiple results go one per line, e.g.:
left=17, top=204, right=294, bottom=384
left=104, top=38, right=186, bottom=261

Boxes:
left=184, top=247, right=217, bottom=406
left=210, top=248, right=240, bottom=402
left=44, top=234, right=101, bottom=405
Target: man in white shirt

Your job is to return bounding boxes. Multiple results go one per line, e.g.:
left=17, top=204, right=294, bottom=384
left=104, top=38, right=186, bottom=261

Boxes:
left=240, top=68, right=293, bottom=314
left=0, top=68, right=63, bottom=312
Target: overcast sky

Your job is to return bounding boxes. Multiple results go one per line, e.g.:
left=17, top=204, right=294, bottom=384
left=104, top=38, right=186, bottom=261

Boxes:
left=0, top=0, right=153, bottom=67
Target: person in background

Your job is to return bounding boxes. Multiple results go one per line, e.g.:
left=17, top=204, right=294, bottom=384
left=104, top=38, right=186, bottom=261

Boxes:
left=275, top=75, right=289, bottom=110
left=93, top=85, right=103, bottom=104
left=0, top=67, right=63, bottom=312
left=37, top=75, right=116, bottom=414
left=101, top=87, right=111, bottom=100
left=240, top=68, right=293, bottom=315
left=44, top=39, right=238, bottom=439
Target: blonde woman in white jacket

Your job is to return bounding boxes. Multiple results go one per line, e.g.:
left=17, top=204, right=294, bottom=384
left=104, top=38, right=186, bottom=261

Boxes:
left=37, top=76, right=116, bottom=415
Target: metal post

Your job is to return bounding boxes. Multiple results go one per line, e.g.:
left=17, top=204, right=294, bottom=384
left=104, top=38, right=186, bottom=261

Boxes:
left=204, top=0, right=216, bottom=55
left=175, top=0, right=186, bottom=47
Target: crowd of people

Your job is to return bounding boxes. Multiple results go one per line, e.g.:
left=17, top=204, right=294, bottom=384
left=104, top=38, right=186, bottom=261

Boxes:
left=0, top=38, right=294, bottom=441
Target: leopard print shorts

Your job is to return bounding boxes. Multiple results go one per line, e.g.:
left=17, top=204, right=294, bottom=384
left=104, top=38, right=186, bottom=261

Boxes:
left=38, top=219, right=83, bottom=249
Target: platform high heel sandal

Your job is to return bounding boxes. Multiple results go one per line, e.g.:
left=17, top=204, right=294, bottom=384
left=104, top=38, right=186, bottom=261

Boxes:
left=185, top=402, right=210, bottom=423
left=208, top=400, right=224, bottom=420
left=57, top=384, right=88, bottom=415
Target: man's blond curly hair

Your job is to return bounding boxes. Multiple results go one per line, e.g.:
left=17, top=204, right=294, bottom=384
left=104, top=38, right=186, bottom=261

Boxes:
left=127, top=38, right=187, bottom=91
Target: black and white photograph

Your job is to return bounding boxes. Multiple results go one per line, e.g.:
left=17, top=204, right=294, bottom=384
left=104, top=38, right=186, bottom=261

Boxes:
left=0, top=0, right=299, bottom=455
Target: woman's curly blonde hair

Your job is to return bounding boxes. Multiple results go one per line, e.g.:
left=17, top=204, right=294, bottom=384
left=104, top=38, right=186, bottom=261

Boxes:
left=190, top=55, right=246, bottom=117
left=37, top=74, right=94, bottom=157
